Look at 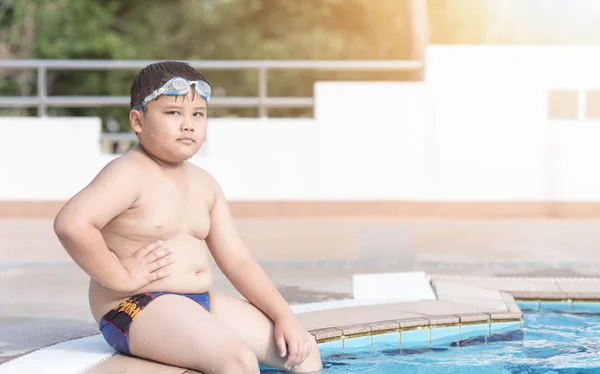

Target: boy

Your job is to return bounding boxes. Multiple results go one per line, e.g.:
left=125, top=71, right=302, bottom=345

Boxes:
left=53, top=61, right=323, bottom=374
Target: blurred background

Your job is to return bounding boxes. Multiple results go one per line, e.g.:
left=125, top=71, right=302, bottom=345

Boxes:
left=5, top=0, right=600, bottom=208
left=5, top=0, right=600, bottom=363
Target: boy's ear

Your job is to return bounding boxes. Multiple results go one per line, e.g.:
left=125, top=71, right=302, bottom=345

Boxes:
left=129, top=109, right=143, bottom=134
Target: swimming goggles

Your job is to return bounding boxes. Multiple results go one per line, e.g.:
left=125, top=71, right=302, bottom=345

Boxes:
left=132, top=77, right=212, bottom=110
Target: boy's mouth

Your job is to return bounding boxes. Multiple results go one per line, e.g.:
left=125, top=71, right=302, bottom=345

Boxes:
left=177, top=137, right=195, bottom=143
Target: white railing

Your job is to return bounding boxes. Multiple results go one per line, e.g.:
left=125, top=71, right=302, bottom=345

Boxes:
left=0, top=59, right=423, bottom=118
left=1, top=59, right=423, bottom=153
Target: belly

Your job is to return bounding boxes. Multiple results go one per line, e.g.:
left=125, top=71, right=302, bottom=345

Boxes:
left=89, top=234, right=213, bottom=323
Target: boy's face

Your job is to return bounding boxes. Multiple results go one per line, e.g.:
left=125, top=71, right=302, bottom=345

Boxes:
left=129, top=92, right=207, bottom=164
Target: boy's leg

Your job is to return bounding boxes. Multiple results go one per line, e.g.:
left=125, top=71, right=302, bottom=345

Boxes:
left=209, top=291, right=323, bottom=373
left=127, top=294, right=260, bottom=374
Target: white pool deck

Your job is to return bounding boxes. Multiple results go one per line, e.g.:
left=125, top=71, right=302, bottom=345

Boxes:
left=4, top=218, right=600, bottom=373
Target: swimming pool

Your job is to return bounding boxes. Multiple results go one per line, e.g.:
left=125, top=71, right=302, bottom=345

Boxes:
left=262, top=302, right=600, bottom=373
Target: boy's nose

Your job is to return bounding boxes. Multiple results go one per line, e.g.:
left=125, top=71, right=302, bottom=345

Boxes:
left=182, top=121, right=195, bottom=132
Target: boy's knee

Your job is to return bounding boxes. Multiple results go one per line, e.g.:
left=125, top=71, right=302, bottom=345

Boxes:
left=294, top=339, right=323, bottom=373
left=223, top=346, right=259, bottom=374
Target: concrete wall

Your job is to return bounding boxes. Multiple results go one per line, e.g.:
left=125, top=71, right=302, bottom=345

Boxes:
left=0, top=117, right=104, bottom=200
left=427, top=45, right=600, bottom=201
left=3, top=45, right=600, bottom=201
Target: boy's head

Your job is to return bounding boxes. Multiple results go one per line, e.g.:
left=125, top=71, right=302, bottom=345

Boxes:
left=129, top=61, right=211, bottom=164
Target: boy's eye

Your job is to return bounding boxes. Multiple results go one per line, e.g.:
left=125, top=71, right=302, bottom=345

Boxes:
left=194, top=112, right=205, bottom=117
left=166, top=111, right=180, bottom=115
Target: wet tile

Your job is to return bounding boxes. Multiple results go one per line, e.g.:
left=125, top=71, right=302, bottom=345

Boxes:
left=517, top=301, right=539, bottom=312
left=571, top=302, right=600, bottom=313
left=430, top=326, right=460, bottom=346
left=401, top=328, right=430, bottom=348
left=539, top=301, right=572, bottom=312
left=318, top=339, right=343, bottom=354
left=343, top=335, right=371, bottom=350
left=460, top=323, right=490, bottom=340
left=491, top=321, right=521, bottom=334
left=372, top=331, right=400, bottom=347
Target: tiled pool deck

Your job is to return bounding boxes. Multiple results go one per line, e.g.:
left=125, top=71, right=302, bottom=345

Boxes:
left=82, top=277, right=600, bottom=374
left=4, top=218, right=600, bottom=373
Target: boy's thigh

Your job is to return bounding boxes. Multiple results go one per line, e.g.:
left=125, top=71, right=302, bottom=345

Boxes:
left=208, top=291, right=322, bottom=372
left=127, top=294, right=251, bottom=372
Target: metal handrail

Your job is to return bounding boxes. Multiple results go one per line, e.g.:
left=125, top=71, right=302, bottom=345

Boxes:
left=0, top=59, right=423, bottom=117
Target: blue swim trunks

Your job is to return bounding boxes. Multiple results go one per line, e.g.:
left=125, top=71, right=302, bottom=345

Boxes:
left=99, top=292, right=210, bottom=356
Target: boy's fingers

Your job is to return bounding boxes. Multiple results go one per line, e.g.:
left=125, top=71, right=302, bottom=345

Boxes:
left=149, top=256, right=173, bottom=271
left=286, top=341, right=300, bottom=368
left=138, top=240, right=162, bottom=257
left=276, top=334, right=286, bottom=357
left=298, top=340, right=307, bottom=364
left=305, top=337, right=312, bottom=357
left=296, top=341, right=305, bottom=365
left=145, top=248, right=172, bottom=263
left=150, top=269, right=172, bottom=281
left=289, top=342, right=301, bottom=369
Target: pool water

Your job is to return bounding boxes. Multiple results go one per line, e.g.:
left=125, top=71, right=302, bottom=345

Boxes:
left=262, top=303, right=600, bottom=373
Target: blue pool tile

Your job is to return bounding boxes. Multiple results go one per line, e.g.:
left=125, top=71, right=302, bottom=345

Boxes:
left=318, top=339, right=342, bottom=353
left=491, top=321, right=521, bottom=334
left=372, top=332, right=400, bottom=347
left=400, top=328, right=429, bottom=348
left=518, top=301, right=540, bottom=312
left=571, top=302, right=600, bottom=314
left=343, top=335, right=371, bottom=351
left=539, top=301, right=572, bottom=312
left=460, top=323, right=490, bottom=340
left=430, top=326, right=460, bottom=345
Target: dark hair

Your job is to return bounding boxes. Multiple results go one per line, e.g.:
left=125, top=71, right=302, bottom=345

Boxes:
left=129, top=61, right=209, bottom=109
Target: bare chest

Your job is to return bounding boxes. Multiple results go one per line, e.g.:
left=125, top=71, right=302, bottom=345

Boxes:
left=109, top=178, right=213, bottom=242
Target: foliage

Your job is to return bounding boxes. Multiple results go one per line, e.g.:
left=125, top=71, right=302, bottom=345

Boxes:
left=1, top=0, right=598, bottom=126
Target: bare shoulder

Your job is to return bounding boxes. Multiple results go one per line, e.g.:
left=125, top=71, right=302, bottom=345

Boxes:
left=186, top=163, right=223, bottom=207
left=55, top=149, right=148, bottom=229
left=97, top=148, right=146, bottom=179
left=187, top=163, right=218, bottom=184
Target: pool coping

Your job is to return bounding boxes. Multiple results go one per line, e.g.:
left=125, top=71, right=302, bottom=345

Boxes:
left=4, top=274, right=600, bottom=374
left=431, top=274, right=600, bottom=301
left=307, top=295, right=523, bottom=343
left=305, top=274, right=600, bottom=343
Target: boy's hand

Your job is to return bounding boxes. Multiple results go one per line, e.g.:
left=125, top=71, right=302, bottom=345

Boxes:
left=120, top=240, right=174, bottom=292
left=274, top=315, right=314, bottom=371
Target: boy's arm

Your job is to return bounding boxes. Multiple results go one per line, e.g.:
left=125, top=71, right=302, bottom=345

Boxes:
left=205, top=174, right=314, bottom=369
left=54, top=158, right=162, bottom=292
left=205, top=179, right=293, bottom=323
